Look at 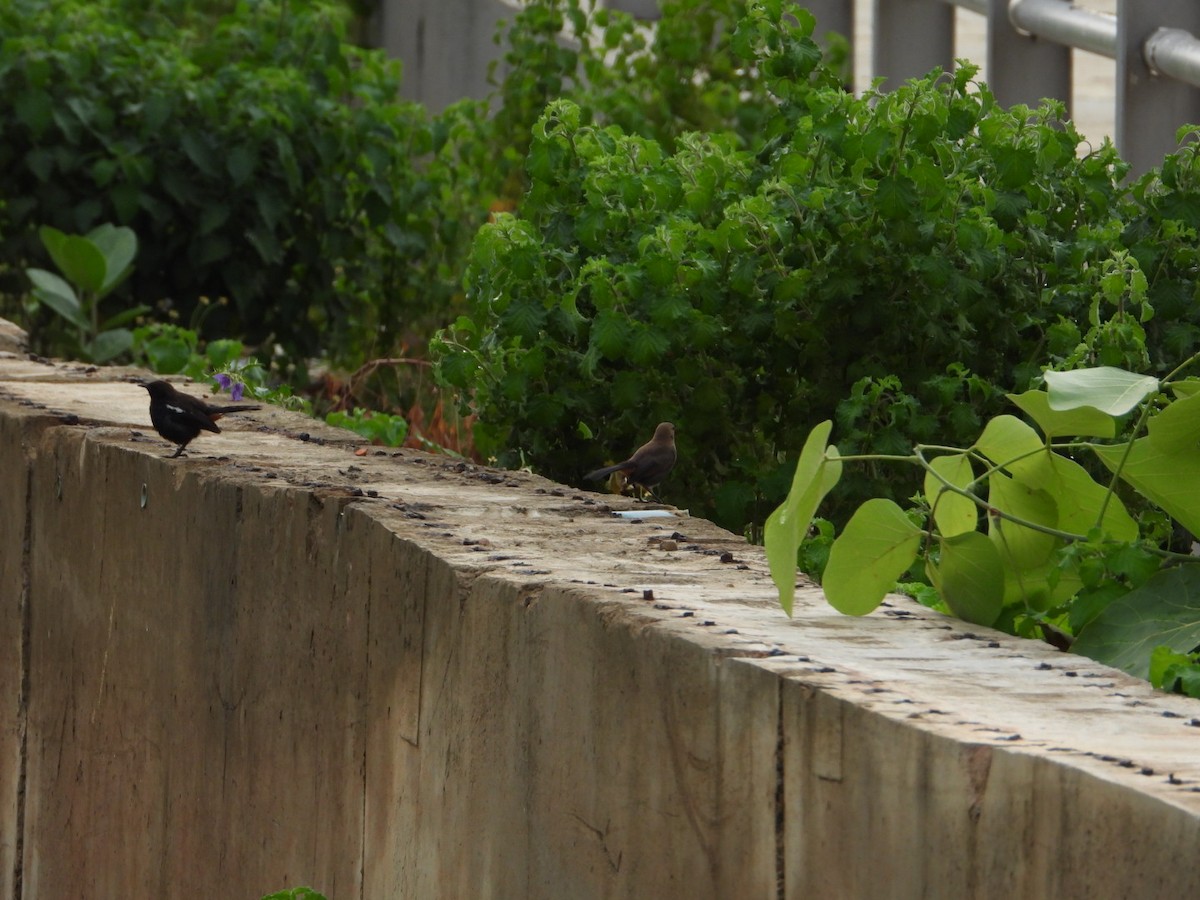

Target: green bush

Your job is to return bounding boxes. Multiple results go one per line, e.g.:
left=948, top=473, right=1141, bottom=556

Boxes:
left=0, top=0, right=453, bottom=370
left=260, top=888, right=326, bottom=900
left=25, top=223, right=145, bottom=361
left=434, top=4, right=1143, bottom=533
left=471, top=0, right=793, bottom=216
left=1121, top=132, right=1200, bottom=365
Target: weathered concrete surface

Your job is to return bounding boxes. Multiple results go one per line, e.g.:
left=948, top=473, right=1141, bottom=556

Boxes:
left=0, top=412, right=31, bottom=898
left=0, top=351, right=1198, bottom=898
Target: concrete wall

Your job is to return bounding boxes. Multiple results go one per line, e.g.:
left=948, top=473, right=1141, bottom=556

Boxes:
left=1, top=355, right=1199, bottom=898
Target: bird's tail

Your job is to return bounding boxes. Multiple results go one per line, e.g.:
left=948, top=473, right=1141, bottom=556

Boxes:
left=211, top=405, right=262, bottom=414
left=585, top=463, right=626, bottom=481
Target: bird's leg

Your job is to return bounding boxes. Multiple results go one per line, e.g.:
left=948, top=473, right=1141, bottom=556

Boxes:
left=632, top=483, right=664, bottom=504
left=170, top=443, right=187, bottom=459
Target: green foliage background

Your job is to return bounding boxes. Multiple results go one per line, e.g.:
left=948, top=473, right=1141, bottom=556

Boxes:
left=435, top=1, right=1200, bottom=533
left=0, top=0, right=465, bottom=373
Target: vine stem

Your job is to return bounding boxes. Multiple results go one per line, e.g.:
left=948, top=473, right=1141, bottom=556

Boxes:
left=839, top=438, right=1191, bottom=554
left=909, top=446, right=1085, bottom=544
left=895, top=443, right=1200, bottom=563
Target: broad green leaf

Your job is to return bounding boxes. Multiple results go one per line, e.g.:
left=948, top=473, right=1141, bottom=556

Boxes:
left=765, top=420, right=842, bottom=616
left=987, top=476, right=1058, bottom=570
left=86, top=329, right=133, bottom=363
left=975, top=414, right=1130, bottom=608
left=1170, top=378, right=1200, bottom=400
left=1044, top=366, right=1159, bottom=416
left=141, top=334, right=194, bottom=374
left=1035, top=451, right=1136, bottom=539
left=1125, top=387, right=1200, bottom=453
left=976, top=416, right=1058, bottom=569
left=978, top=415, right=1135, bottom=540
left=27, top=268, right=88, bottom=330
left=1073, top=566, right=1200, bottom=679
left=1161, top=663, right=1200, bottom=698
left=1007, top=389, right=1116, bottom=439
left=876, top=174, right=917, bottom=219
left=929, top=531, right=1003, bottom=626
left=590, top=310, right=630, bottom=360
left=924, top=453, right=977, bottom=537
left=975, top=415, right=1043, bottom=471
left=994, top=146, right=1036, bottom=190
left=1149, top=645, right=1192, bottom=688
left=629, top=326, right=670, bottom=365
left=1093, top=391, right=1200, bottom=535
left=822, top=498, right=922, bottom=616
left=1002, top=555, right=1083, bottom=612
left=501, top=301, right=546, bottom=341
left=204, top=339, right=244, bottom=368
left=39, top=226, right=106, bottom=294
left=88, top=224, right=137, bottom=295
left=1069, top=582, right=1131, bottom=634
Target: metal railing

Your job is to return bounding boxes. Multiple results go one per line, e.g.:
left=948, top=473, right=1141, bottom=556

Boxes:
left=797, top=0, right=1200, bottom=174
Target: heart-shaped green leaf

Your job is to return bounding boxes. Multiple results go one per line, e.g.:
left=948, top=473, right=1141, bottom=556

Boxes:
left=1073, top=566, right=1200, bottom=678
left=39, top=226, right=106, bottom=294
left=765, top=420, right=842, bottom=616
left=1007, top=389, right=1116, bottom=439
left=929, top=531, right=1004, bottom=626
left=822, top=498, right=922, bottom=616
left=924, top=453, right=977, bottom=537
left=1044, top=366, right=1159, bottom=417
left=88, top=223, right=138, bottom=296
left=27, top=267, right=88, bottom=330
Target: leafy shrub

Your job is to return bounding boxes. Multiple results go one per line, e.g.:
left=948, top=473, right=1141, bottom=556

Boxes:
left=1150, top=646, right=1200, bottom=698
left=434, top=0, right=791, bottom=248
left=434, top=4, right=1140, bottom=533
left=1120, top=131, right=1200, bottom=366
left=25, top=224, right=145, bottom=361
left=260, top=889, right=326, bottom=900
left=486, top=0, right=778, bottom=173
left=129, top=323, right=311, bottom=413
left=325, top=407, right=409, bottom=445
left=0, top=0, right=453, bottom=370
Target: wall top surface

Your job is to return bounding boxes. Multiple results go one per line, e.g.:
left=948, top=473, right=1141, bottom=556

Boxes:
left=3, top=351, right=1198, bottom=820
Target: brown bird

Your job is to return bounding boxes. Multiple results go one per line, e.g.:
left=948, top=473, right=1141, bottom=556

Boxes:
left=585, top=422, right=677, bottom=500
left=140, top=380, right=261, bottom=458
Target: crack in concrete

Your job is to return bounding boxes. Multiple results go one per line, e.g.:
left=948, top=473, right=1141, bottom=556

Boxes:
left=775, top=683, right=785, bottom=900
left=13, top=463, right=32, bottom=899
left=360, top=548, right=373, bottom=900
left=570, top=813, right=622, bottom=873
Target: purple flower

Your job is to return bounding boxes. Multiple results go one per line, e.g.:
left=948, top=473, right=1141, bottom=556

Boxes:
left=213, top=373, right=244, bottom=402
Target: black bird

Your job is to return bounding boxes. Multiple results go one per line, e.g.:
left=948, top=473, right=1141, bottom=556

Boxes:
left=585, top=422, right=677, bottom=500
left=140, top=380, right=261, bottom=458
